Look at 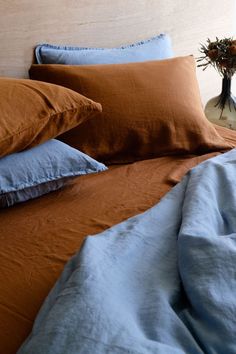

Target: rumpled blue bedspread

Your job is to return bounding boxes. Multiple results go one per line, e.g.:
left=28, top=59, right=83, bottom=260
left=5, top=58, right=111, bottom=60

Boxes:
left=18, top=150, right=236, bottom=354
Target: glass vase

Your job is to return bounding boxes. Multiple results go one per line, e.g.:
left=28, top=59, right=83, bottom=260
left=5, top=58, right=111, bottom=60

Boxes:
left=205, top=75, right=236, bottom=130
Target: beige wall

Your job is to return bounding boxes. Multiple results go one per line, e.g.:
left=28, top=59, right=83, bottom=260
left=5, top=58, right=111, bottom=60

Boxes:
left=0, top=0, right=234, bottom=103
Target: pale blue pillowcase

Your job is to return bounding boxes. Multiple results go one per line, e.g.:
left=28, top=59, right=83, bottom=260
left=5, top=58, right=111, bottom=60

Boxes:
left=0, top=140, right=107, bottom=208
left=35, top=34, right=173, bottom=65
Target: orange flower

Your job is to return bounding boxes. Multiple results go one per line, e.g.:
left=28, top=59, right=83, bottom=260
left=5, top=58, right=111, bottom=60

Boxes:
left=219, top=59, right=230, bottom=68
left=207, top=49, right=218, bottom=60
left=229, top=44, right=236, bottom=55
left=198, top=37, right=236, bottom=77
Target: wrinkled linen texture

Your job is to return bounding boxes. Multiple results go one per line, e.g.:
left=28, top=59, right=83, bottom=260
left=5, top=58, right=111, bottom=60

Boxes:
left=18, top=149, right=236, bottom=354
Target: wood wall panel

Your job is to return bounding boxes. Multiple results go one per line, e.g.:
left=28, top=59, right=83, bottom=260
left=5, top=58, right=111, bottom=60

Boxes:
left=0, top=0, right=234, bottom=102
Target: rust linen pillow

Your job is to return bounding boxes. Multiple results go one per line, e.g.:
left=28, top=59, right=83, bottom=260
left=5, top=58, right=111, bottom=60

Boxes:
left=29, top=56, right=231, bottom=163
left=0, top=78, right=101, bottom=158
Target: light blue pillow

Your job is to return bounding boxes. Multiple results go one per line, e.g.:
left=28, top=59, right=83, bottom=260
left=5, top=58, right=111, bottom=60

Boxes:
left=0, top=140, right=107, bottom=208
left=35, top=34, right=173, bottom=65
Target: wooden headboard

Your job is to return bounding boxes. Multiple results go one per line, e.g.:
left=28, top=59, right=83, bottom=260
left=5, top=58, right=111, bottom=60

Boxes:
left=0, top=0, right=234, bottom=103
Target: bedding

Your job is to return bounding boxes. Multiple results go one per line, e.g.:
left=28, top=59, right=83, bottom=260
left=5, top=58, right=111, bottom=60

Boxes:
left=29, top=56, right=232, bottom=164
left=17, top=148, right=236, bottom=354
left=0, top=78, right=101, bottom=158
left=0, top=125, right=234, bottom=354
left=0, top=139, right=107, bottom=208
left=35, top=34, right=173, bottom=65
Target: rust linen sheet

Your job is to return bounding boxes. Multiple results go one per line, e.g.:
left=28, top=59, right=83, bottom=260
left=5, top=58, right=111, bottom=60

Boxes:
left=0, top=125, right=234, bottom=354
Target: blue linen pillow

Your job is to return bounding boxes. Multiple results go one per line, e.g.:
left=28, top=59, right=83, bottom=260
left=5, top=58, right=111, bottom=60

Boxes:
left=35, top=34, right=173, bottom=65
left=0, top=139, right=107, bottom=208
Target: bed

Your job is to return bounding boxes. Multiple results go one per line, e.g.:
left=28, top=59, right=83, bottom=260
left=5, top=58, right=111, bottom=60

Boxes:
left=1, top=1, right=236, bottom=354
left=0, top=127, right=236, bottom=354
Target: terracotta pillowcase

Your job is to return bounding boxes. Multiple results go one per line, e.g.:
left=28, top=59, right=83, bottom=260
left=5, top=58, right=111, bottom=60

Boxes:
left=29, top=56, right=232, bottom=164
left=0, top=78, right=101, bottom=158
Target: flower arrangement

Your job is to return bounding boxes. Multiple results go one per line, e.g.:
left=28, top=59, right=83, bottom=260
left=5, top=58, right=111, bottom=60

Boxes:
left=197, top=37, right=236, bottom=78
left=197, top=37, right=236, bottom=120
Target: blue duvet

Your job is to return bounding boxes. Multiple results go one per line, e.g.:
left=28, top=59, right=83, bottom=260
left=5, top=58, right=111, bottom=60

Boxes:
left=18, top=149, right=236, bottom=354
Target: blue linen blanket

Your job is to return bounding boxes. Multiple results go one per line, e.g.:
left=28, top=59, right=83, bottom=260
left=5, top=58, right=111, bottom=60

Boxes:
left=18, top=150, right=236, bottom=354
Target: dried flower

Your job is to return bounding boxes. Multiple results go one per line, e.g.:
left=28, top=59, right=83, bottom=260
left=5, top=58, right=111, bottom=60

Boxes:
left=197, top=37, right=236, bottom=78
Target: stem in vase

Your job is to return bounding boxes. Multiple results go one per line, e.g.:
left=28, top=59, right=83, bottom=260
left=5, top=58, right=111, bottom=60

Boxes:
left=215, top=75, right=236, bottom=119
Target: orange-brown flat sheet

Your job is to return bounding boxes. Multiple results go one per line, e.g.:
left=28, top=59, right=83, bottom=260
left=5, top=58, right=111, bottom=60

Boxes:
left=0, top=125, right=235, bottom=354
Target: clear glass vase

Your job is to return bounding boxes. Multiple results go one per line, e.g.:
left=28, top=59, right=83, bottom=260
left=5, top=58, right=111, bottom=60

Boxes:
left=205, top=76, right=236, bottom=130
